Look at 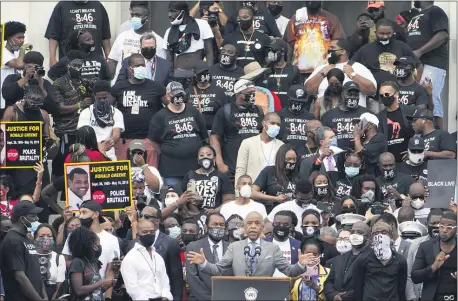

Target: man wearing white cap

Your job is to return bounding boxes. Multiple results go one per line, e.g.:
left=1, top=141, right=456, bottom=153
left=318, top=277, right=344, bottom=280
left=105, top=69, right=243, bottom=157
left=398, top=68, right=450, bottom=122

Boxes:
left=353, top=111, right=387, bottom=175
left=399, top=221, right=428, bottom=241
left=210, top=79, right=264, bottom=181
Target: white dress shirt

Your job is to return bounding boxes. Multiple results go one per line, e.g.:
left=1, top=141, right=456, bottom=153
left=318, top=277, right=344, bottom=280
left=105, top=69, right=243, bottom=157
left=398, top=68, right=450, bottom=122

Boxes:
left=121, top=242, right=173, bottom=301
left=208, top=237, right=223, bottom=261
left=394, top=236, right=402, bottom=252
left=318, top=149, right=337, bottom=172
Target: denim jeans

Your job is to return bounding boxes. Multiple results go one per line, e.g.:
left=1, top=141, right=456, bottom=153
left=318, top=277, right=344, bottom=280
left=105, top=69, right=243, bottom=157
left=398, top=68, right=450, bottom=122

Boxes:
left=420, top=64, right=446, bottom=117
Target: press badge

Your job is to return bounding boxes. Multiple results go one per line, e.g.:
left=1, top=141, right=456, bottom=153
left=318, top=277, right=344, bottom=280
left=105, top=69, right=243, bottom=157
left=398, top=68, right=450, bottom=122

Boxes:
left=131, top=101, right=140, bottom=115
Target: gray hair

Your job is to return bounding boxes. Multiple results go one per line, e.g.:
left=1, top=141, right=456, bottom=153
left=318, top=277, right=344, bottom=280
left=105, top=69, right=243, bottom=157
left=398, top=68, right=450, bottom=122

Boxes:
left=320, top=226, right=338, bottom=238
left=314, top=126, right=333, bottom=146
left=140, top=32, right=157, bottom=45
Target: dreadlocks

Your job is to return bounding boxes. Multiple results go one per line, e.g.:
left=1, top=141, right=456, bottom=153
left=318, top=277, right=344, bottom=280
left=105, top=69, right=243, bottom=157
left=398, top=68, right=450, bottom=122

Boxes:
left=350, top=174, right=381, bottom=200
left=76, top=126, right=99, bottom=151
left=68, top=226, right=97, bottom=259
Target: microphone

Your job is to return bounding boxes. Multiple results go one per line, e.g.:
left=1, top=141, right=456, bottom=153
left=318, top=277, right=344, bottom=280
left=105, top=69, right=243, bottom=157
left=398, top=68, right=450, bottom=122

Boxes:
left=244, top=246, right=252, bottom=276
left=254, top=246, right=261, bottom=257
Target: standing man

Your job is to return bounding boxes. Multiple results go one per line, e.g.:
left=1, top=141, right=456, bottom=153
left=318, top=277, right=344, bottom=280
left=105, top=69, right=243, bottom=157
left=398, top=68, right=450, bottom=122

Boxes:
left=285, top=1, right=345, bottom=81
left=121, top=219, right=173, bottom=301
left=187, top=211, right=317, bottom=277
left=412, top=212, right=457, bottom=301
left=365, top=1, right=407, bottom=43
left=407, top=1, right=449, bottom=129
left=265, top=1, right=289, bottom=36
left=397, top=137, right=428, bottom=185
left=352, top=221, right=408, bottom=301
left=186, top=213, right=230, bottom=300
left=0, top=201, right=46, bottom=301
left=375, top=213, right=411, bottom=258
left=45, top=0, right=111, bottom=66
left=165, top=1, right=215, bottom=70
left=264, top=210, right=301, bottom=277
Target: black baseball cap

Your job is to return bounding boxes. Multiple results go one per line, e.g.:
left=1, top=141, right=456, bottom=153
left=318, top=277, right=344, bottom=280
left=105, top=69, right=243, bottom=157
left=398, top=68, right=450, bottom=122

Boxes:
left=288, top=84, right=308, bottom=102
left=80, top=200, right=105, bottom=224
left=408, top=136, right=425, bottom=151
left=343, top=81, right=360, bottom=92
left=406, top=108, right=434, bottom=121
left=394, top=56, right=417, bottom=66
left=11, top=201, right=43, bottom=219
left=194, top=61, right=210, bottom=74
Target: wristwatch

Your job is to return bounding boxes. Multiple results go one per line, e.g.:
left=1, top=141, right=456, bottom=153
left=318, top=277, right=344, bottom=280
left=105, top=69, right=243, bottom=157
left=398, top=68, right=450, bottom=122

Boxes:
left=349, top=71, right=357, bottom=79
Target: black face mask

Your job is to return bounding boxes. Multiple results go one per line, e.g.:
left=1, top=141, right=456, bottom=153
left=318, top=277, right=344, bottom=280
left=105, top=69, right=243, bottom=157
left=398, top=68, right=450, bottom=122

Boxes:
left=380, top=94, right=395, bottom=106
left=24, top=97, right=44, bottom=113
left=344, top=97, right=359, bottom=110
left=198, top=158, right=214, bottom=171
left=414, top=1, right=421, bottom=9
left=80, top=217, right=93, bottom=228
left=139, top=233, right=156, bottom=248
left=141, top=47, right=156, bottom=60
left=382, top=168, right=396, bottom=180
left=171, top=94, right=185, bottom=106
left=289, top=100, right=304, bottom=113
left=220, top=54, right=236, bottom=68
left=268, top=4, right=283, bottom=16
left=239, top=19, right=253, bottom=31
left=80, top=42, right=95, bottom=53
left=341, top=205, right=356, bottom=214
left=243, top=92, right=256, bottom=105
left=314, top=185, right=329, bottom=197
left=285, top=162, right=296, bottom=172
left=181, top=233, right=199, bottom=245
left=296, top=197, right=314, bottom=208
left=196, top=72, right=211, bottom=84
left=327, top=83, right=342, bottom=95
left=273, top=225, right=290, bottom=239
left=93, top=244, right=102, bottom=259
left=327, top=50, right=341, bottom=64
left=68, top=68, right=81, bottom=79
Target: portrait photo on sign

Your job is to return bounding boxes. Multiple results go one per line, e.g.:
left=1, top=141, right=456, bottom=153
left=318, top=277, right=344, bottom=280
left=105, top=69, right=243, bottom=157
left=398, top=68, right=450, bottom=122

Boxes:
left=0, top=124, right=5, bottom=165
left=66, top=165, right=91, bottom=211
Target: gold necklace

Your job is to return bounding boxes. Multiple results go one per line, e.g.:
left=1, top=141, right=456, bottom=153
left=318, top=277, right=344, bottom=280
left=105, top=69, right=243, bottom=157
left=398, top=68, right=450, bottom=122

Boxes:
left=241, top=30, right=255, bottom=56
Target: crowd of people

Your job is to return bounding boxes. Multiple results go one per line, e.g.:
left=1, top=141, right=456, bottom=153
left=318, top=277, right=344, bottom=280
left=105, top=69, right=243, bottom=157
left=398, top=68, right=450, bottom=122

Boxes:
left=0, top=0, right=457, bottom=300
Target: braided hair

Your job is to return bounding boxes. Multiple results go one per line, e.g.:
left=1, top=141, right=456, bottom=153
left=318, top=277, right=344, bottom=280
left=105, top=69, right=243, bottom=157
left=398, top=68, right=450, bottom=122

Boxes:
left=69, top=226, right=97, bottom=260
left=76, top=126, right=98, bottom=151
left=68, top=143, right=90, bottom=163
left=66, top=29, right=90, bottom=53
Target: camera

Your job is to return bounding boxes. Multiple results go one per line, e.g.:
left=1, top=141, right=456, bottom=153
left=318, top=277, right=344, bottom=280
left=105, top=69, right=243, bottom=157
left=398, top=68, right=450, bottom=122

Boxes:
left=35, top=66, right=45, bottom=77
left=370, top=201, right=388, bottom=215
left=79, top=78, right=98, bottom=98
left=207, top=11, right=219, bottom=27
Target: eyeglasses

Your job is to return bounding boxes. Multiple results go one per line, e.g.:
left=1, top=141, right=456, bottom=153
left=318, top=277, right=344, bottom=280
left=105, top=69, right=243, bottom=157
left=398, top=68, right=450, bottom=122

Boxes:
left=272, top=222, right=290, bottom=228
left=438, top=224, right=457, bottom=231
left=139, top=214, right=158, bottom=220
left=337, top=237, right=350, bottom=242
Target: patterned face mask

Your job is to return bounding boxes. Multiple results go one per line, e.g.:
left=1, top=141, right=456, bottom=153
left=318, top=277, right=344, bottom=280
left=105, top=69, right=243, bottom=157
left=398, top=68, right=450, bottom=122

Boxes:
left=35, top=236, right=55, bottom=253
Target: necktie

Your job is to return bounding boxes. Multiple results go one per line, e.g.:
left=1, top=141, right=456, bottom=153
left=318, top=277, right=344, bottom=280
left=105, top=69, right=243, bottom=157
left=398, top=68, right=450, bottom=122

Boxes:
left=250, top=242, right=257, bottom=273
left=146, top=61, right=152, bottom=80
left=326, top=156, right=335, bottom=171
left=212, top=244, right=219, bottom=263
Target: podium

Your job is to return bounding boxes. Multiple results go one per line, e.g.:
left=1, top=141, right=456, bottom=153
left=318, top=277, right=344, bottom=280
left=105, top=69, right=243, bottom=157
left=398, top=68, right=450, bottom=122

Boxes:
left=211, top=276, right=290, bottom=301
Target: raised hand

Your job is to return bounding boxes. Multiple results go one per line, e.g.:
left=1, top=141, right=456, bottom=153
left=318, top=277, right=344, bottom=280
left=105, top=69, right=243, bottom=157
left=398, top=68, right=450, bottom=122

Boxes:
left=187, top=248, right=206, bottom=265
left=298, top=250, right=320, bottom=266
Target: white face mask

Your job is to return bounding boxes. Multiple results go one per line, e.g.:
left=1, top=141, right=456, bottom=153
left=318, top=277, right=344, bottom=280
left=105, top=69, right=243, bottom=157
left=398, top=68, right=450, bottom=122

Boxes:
left=372, top=234, right=392, bottom=261
left=170, top=10, right=185, bottom=25
left=239, top=185, right=252, bottom=198
left=411, top=198, right=425, bottom=210
left=408, top=150, right=425, bottom=165
left=349, top=233, right=364, bottom=246
left=336, top=240, right=352, bottom=254
left=165, top=197, right=179, bottom=213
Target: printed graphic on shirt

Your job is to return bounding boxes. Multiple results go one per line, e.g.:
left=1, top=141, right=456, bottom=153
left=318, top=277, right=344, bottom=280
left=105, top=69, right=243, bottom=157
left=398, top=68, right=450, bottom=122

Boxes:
left=387, top=118, right=401, bottom=140
left=398, top=89, right=415, bottom=106
left=291, top=18, right=331, bottom=73
left=253, top=15, right=267, bottom=33
left=81, top=60, right=102, bottom=78
left=23, top=241, right=38, bottom=255
left=330, top=117, right=356, bottom=141
left=120, top=37, right=141, bottom=62
left=335, top=181, right=352, bottom=197
left=378, top=52, right=396, bottom=73
left=407, top=14, right=423, bottom=36
left=195, top=176, right=219, bottom=208
left=122, top=91, right=148, bottom=108
left=233, top=112, right=261, bottom=135
left=169, top=117, right=198, bottom=139
left=188, top=92, right=218, bottom=113
left=283, top=117, right=309, bottom=142
left=70, top=7, right=98, bottom=31
left=213, top=76, right=236, bottom=96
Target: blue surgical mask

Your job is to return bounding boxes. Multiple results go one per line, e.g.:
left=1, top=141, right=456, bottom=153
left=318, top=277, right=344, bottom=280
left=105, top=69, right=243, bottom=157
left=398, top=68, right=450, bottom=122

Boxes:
left=329, top=137, right=338, bottom=147
left=131, top=17, right=145, bottom=30
left=133, top=66, right=147, bottom=80
left=266, top=124, right=280, bottom=138
left=30, top=221, right=40, bottom=233
left=167, top=226, right=181, bottom=239
left=345, top=166, right=360, bottom=178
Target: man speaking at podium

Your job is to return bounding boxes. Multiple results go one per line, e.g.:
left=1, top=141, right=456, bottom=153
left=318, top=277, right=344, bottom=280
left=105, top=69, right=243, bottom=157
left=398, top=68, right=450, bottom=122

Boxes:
left=187, top=211, right=319, bottom=277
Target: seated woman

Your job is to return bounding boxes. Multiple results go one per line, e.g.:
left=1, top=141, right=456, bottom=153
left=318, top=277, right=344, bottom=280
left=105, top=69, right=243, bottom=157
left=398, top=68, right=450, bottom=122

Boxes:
left=64, top=126, right=109, bottom=163
left=310, top=171, right=339, bottom=226
left=252, top=144, right=298, bottom=213
left=313, top=69, right=345, bottom=119
left=335, top=151, right=363, bottom=198
left=291, top=238, right=330, bottom=301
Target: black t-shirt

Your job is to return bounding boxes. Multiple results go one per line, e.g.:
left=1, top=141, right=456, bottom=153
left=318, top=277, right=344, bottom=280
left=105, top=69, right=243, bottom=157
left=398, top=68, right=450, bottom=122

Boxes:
left=254, top=166, right=296, bottom=197
left=376, top=172, right=415, bottom=197
left=0, top=229, right=44, bottom=301
left=436, top=245, right=457, bottom=296
left=68, top=257, right=103, bottom=301
left=181, top=170, right=234, bottom=209
left=362, top=133, right=388, bottom=175
left=148, top=104, right=209, bottom=178
left=267, top=64, right=301, bottom=108
left=335, top=176, right=357, bottom=198
left=397, top=161, right=428, bottom=185
left=185, top=84, right=230, bottom=130
left=209, top=63, right=245, bottom=97
left=321, top=106, right=369, bottom=149
left=48, top=51, right=111, bottom=81
left=111, top=79, right=165, bottom=139
left=222, top=30, right=271, bottom=68
left=225, top=7, right=281, bottom=38
left=386, top=107, right=413, bottom=162
left=277, top=107, right=315, bottom=149
left=407, top=5, right=449, bottom=70
left=296, top=145, right=319, bottom=163
left=45, top=1, right=111, bottom=59
left=352, top=40, right=421, bottom=92
left=423, top=129, right=457, bottom=155
left=397, top=81, right=429, bottom=108
left=211, top=103, right=263, bottom=173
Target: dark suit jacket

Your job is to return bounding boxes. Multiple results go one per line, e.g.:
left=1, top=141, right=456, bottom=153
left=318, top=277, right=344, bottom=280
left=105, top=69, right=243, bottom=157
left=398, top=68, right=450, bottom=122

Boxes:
left=299, top=152, right=344, bottom=185
left=116, top=55, right=173, bottom=86
left=124, top=232, right=184, bottom=301
left=324, top=248, right=370, bottom=301
left=377, top=105, right=415, bottom=144
left=263, top=236, right=301, bottom=264
left=186, top=238, right=231, bottom=301
left=411, top=238, right=448, bottom=301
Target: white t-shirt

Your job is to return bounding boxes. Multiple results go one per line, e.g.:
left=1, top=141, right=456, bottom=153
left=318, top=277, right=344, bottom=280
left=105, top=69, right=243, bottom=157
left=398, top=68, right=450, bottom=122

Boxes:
left=268, top=200, right=321, bottom=232
left=131, top=166, right=164, bottom=194
left=63, top=230, right=120, bottom=279
left=108, top=29, right=167, bottom=84
left=37, top=252, right=66, bottom=284
left=272, top=239, right=291, bottom=277
left=77, top=105, right=125, bottom=160
left=275, top=15, right=290, bottom=37
left=220, top=200, right=267, bottom=221
left=163, top=18, right=214, bottom=56
left=67, top=188, right=91, bottom=211
left=259, top=139, right=280, bottom=169
left=305, top=61, right=377, bottom=108
left=1, top=47, right=19, bottom=109
left=115, top=20, right=132, bottom=40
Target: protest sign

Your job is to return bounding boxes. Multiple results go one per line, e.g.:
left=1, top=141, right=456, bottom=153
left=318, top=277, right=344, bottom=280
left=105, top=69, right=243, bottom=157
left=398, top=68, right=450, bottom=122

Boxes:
left=426, top=159, right=457, bottom=208
left=64, top=160, right=133, bottom=211
left=0, top=121, right=42, bottom=168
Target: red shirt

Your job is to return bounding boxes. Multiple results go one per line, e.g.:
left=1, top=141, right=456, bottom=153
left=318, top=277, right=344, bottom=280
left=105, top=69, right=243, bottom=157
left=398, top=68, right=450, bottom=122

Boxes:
left=64, top=149, right=109, bottom=163
left=1, top=199, right=18, bottom=217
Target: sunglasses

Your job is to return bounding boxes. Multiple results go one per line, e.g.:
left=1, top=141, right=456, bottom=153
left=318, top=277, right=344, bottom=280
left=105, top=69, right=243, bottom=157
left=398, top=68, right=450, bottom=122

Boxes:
left=438, top=224, right=457, bottom=231
left=139, top=214, right=158, bottom=220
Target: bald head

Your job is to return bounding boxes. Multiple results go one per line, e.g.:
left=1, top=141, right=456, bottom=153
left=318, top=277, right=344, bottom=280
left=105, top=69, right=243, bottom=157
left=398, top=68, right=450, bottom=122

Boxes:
left=409, top=182, right=426, bottom=196
left=352, top=221, right=370, bottom=236
left=398, top=207, right=415, bottom=224
left=136, top=219, right=155, bottom=233
left=379, top=152, right=395, bottom=164
left=306, top=120, right=322, bottom=131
